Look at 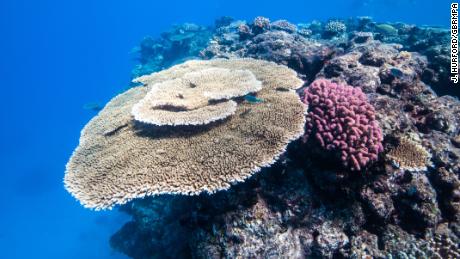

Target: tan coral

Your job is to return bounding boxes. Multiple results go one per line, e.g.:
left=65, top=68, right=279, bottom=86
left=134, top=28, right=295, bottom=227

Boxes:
left=64, top=58, right=306, bottom=210
left=131, top=67, right=262, bottom=126
left=184, top=67, right=262, bottom=101
left=387, top=137, right=431, bottom=171
left=133, top=98, right=237, bottom=126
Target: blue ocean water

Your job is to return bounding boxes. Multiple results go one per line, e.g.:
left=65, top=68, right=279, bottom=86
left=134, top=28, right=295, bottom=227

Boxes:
left=0, top=0, right=450, bottom=258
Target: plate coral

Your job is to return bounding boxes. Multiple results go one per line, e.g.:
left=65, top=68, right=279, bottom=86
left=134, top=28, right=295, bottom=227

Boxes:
left=64, top=58, right=306, bottom=210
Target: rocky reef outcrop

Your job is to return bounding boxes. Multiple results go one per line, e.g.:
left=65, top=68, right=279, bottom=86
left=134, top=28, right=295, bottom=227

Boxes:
left=110, top=16, right=460, bottom=258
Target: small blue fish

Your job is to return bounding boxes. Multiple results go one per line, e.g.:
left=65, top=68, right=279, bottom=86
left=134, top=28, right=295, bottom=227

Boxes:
left=244, top=94, right=264, bottom=103
left=83, top=102, right=103, bottom=111
left=390, top=68, right=404, bottom=78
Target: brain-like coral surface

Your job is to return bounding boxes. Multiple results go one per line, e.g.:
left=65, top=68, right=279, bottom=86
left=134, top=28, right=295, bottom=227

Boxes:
left=302, top=79, right=384, bottom=171
left=64, top=58, right=306, bottom=210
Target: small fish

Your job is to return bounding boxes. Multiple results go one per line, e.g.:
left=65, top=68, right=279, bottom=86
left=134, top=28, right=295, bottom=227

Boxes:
left=244, top=94, right=264, bottom=103
left=83, top=102, right=103, bottom=111
left=390, top=68, right=404, bottom=78
left=275, top=87, right=290, bottom=92
left=375, top=24, right=398, bottom=35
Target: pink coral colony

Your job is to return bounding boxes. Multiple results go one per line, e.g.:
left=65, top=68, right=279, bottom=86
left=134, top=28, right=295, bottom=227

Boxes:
left=302, top=79, right=384, bottom=171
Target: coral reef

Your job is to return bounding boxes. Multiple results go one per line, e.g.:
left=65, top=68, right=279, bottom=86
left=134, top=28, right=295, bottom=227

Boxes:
left=201, top=16, right=453, bottom=97
left=270, top=19, right=297, bottom=33
left=302, top=79, right=383, bottom=171
left=323, top=20, right=347, bottom=38
left=200, top=18, right=332, bottom=82
left=64, top=58, right=306, bottom=210
left=251, top=16, right=271, bottom=34
left=98, top=16, right=460, bottom=258
left=110, top=163, right=365, bottom=259
left=131, top=23, right=212, bottom=80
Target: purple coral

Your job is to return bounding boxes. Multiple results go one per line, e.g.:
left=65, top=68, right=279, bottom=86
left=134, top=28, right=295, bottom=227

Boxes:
left=302, top=79, right=384, bottom=171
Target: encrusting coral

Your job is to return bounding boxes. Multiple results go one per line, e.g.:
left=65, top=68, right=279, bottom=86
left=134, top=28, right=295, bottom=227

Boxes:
left=387, top=137, right=431, bottom=171
left=132, top=67, right=262, bottom=126
left=64, top=58, right=306, bottom=210
left=302, top=79, right=384, bottom=171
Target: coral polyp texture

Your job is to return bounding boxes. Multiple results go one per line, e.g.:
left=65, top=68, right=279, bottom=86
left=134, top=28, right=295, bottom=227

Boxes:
left=64, top=58, right=306, bottom=210
left=387, top=137, right=431, bottom=171
left=302, top=79, right=383, bottom=171
left=131, top=67, right=262, bottom=126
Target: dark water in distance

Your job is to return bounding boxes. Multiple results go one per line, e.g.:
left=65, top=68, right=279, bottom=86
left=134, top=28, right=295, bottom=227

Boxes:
left=0, top=0, right=450, bottom=258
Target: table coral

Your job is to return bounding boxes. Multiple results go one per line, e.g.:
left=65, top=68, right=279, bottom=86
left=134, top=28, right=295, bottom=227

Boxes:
left=132, top=67, right=262, bottom=126
left=64, top=58, right=306, bottom=210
